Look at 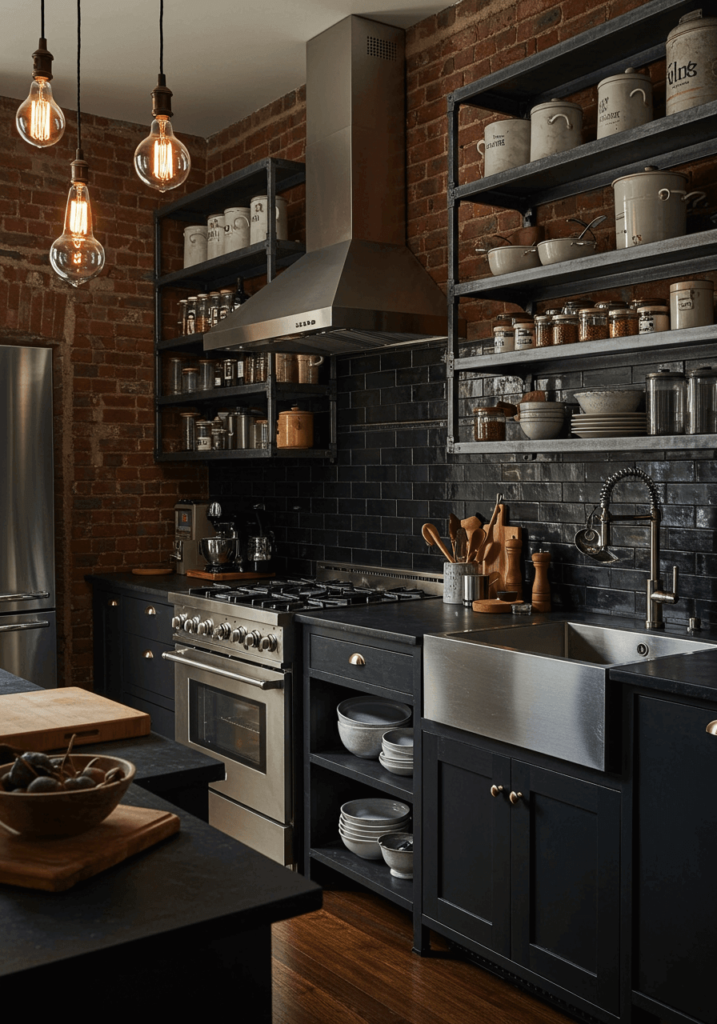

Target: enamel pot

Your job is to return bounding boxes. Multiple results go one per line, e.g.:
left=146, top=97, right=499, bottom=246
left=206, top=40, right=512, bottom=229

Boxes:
left=529, top=98, right=583, bottom=161
left=596, top=68, right=653, bottom=138
left=476, top=245, right=542, bottom=276
left=477, top=118, right=531, bottom=176
left=612, top=166, right=706, bottom=249
left=535, top=238, right=598, bottom=265
left=666, top=10, right=717, bottom=114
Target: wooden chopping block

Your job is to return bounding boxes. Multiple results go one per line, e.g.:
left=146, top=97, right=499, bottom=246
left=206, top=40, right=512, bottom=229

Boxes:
left=481, top=504, right=522, bottom=598
left=0, top=687, right=151, bottom=752
left=472, top=599, right=523, bottom=613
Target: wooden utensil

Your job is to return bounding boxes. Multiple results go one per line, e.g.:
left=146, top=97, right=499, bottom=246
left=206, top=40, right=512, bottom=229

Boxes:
left=472, top=598, right=523, bottom=613
left=504, top=536, right=523, bottom=600
left=454, top=528, right=468, bottom=562
left=532, top=551, right=551, bottom=611
left=466, top=527, right=485, bottom=563
left=448, top=513, right=461, bottom=558
left=422, top=523, right=454, bottom=563
left=477, top=494, right=503, bottom=568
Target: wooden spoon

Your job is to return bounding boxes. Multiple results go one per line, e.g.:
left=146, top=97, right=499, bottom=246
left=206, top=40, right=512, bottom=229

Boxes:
left=466, top=527, right=485, bottom=563
left=421, top=523, right=454, bottom=563
left=448, top=513, right=461, bottom=559
left=476, top=494, right=503, bottom=569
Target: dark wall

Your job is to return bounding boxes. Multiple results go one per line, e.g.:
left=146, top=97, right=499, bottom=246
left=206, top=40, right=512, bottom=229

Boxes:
left=209, top=345, right=717, bottom=630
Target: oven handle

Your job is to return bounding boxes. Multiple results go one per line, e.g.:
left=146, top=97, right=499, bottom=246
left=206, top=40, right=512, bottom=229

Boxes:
left=161, top=649, right=283, bottom=690
left=0, top=620, right=50, bottom=633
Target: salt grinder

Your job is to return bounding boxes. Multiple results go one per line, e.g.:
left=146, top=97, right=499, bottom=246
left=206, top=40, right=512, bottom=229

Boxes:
left=531, top=551, right=551, bottom=612
left=504, top=537, right=523, bottom=600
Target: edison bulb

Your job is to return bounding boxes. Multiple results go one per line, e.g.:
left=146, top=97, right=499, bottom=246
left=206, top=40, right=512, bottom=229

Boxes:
left=50, top=180, right=105, bottom=287
left=16, top=76, right=65, bottom=147
left=134, top=115, right=190, bottom=192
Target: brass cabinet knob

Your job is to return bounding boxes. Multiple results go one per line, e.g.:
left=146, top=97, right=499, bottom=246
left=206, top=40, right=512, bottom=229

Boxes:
left=108, top=599, right=119, bottom=607
left=706, top=721, right=717, bottom=736
left=490, top=785, right=504, bottom=798
left=143, top=650, right=154, bottom=659
left=145, top=606, right=156, bottom=616
left=509, top=790, right=523, bottom=805
left=349, top=653, right=366, bottom=666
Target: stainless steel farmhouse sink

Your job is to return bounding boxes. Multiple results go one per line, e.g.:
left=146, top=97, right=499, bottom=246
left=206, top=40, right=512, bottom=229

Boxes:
left=423, top=621, right=715, bottom=771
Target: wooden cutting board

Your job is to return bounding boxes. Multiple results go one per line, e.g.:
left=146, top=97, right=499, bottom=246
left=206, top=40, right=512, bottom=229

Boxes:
left=0, top=687, right=151, bottom=752
left=0, top=804, right=180, bottom=890
left=480, top=504, right=522, bottom=599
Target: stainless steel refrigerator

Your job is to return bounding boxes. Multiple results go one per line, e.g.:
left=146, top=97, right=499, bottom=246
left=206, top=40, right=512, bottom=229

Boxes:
left=0, top=345, right=57, bottom=687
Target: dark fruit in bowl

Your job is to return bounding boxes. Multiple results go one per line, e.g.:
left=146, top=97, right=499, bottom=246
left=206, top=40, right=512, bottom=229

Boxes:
left=27, top=776, right=63, bottom=793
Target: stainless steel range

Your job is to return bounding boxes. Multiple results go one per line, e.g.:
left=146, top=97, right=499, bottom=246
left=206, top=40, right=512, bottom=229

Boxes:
left=165, top=562, right=443, bottom=867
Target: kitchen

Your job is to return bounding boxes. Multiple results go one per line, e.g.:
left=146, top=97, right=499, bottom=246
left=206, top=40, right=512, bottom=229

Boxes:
left=2, top=0, right=717, bottom=1020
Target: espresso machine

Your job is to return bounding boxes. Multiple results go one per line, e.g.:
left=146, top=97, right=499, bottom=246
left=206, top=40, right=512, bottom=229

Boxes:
left=171, top=499, right=212, bottom=574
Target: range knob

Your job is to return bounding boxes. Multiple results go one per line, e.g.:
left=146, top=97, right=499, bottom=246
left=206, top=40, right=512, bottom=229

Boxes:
left=212, top=622, right=232, bottom=640
left=171, top=613, right=187, bottom=630
left=183, top=616, right=200, bottom=634
left=259, top=634, right=278, bottom=653
left=197, top=618, right=214, bottom=636
left=231, top=626, right=247, bottom=644
left=244, top=630, right=262, bottom=649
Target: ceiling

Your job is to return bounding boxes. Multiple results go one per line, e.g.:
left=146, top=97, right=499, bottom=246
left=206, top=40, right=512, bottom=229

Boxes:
left=0, top=0, right=450, bottom=138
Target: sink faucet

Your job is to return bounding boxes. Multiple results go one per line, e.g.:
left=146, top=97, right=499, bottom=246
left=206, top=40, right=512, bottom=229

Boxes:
left=576, top=467, right=678, bottom=630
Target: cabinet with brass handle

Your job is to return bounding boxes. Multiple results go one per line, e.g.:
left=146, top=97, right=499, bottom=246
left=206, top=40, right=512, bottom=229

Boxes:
left=108, top=599, right=119, bottom=608
left=349, top=652, right=366, bottom=666
left=490, top=784, right=504, bottom=797
left=145, top=606, right=156, bottom=616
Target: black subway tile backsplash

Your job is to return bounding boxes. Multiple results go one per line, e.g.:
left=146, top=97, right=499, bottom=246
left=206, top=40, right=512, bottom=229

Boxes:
left=208, top=344, right=717, bottom=624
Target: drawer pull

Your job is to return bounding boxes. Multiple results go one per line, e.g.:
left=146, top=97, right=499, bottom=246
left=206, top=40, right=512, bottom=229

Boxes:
left=143, top=650, right=154, bottom=659
left=349, top=653, right=366, bottom=667
left=706, top=721, right=717, bottom=735
left=509, top=790, right=523, bottom=805
left=145, top=606, right=157, bottom=616
left=108, top=599, right=119, bottom=608
left=490, top=785, right=504, bottom=798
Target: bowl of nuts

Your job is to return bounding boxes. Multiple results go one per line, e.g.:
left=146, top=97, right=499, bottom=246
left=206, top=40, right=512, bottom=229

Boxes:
left=0, top=750, right=135, bottom=839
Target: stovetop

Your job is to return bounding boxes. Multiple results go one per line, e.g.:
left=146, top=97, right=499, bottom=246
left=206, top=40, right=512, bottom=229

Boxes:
left=186, top=577, right=436, bottom=612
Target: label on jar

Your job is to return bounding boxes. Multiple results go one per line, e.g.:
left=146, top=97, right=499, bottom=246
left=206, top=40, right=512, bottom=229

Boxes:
left=196, top=436, right=212, bottom=451
left=678, top=295, right=694, bottom=310
left=639, top=313, right=670, bottom=334
left=514, top=327, right=535, bottom=350
left=493, top=329, right=514, bottom=354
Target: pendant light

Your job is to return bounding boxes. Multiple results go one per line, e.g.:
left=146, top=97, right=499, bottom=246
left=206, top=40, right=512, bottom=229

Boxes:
left=49, top=0, right=105, bottom=288
left=16, top=0, right=66, bottom=147
left=134, top=0, right=191, bottom=193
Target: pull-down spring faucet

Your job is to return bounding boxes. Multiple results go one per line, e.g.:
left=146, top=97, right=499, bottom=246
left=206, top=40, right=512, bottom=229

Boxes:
left=575, top=468, right=679, bottom=630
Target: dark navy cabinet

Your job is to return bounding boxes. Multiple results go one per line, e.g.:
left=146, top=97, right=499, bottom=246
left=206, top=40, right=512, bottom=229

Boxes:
left=423, top=726, right=621, bottom=1019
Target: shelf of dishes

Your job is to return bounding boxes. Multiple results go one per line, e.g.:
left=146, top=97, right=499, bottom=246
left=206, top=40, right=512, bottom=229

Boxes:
left=309, top=751, right=413, bottom=801
left=310, top=843, right=414, bottom=910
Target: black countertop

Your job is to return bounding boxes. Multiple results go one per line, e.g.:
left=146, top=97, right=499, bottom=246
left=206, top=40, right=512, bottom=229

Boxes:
left=86, top=571, right=200, bottom=601
left=611, top=650, right=717, bottom=702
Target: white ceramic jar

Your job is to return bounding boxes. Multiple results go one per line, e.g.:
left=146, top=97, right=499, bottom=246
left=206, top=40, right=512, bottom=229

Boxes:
left=612, top=166, right=705, bottom=248
left=183, top=225, right=208, bottom=268
left=596, top=68, right=653, bottom=138
left=666, top=10, right=717, bottom=115
left=223, top=207, right=250, bottom=253
left=669, top=279, right=715, bottom=329
left=477, top=118, right=531, bottom=176
left=250, top=195, right=288, bottom=245
left=206, top=212, right=226, bottom=260
left=529, top=98, right=582, bottom=161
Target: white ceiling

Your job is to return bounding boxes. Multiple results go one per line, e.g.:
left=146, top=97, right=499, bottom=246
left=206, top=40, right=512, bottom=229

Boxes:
left=0, top=0, right=449, bottom=138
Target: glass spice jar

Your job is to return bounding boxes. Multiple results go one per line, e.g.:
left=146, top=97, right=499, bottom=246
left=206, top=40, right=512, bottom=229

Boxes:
left=609, top=309, right=639, bottom=337
left=198, top=359, right=214, bottom=391
left=579, top=308, right=609, bottom=342
left=252, top=418, right=269, bottom=449
left=686, top=366, right=717, bottom=435
left=552, top=314, right=579, bottom=345
left=195, top=419, right=212, bottom=452
left=563, top=300, right=592, bottom=315
left=474, top=407, right=507, bottom=441
left=211, top=417, right=228, bottom=450
left=180, top=411, right=197, bottom=451
left=181, top=366, right=199, bottom=393
left=208, top=291, right=221, bottom=328
left=195, top=294, right=210, bottom=333
left=185, top=296, right=197, bottom=334
left=219, top=288, right=235, bottom=320
left=177, top=298, right=188, bottom=336
left=631, top=296, right=665, bottom=310
left=534, top=315, right=553, bottom=347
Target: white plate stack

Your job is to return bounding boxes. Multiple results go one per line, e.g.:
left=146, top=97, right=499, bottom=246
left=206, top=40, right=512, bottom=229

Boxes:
left=336, top=696, right=411, bottom=759
left=571, top=412, right=647, bottom=437
left=379, top=728, right=414, bottom=776
left=338, top=798, right=411, bottom=860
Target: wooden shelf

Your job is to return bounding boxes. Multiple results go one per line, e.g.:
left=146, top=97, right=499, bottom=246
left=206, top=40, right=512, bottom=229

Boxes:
left=310, top=750, right=413, bottom=800
left=310, top=842, right=413, bottom=911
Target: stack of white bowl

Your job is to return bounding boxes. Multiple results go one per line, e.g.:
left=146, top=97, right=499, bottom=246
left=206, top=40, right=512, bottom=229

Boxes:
left=572, top=389, right=646, bottom=437
left=518, top=401, right=565, bottom=440
left=379, top=728, right=414, bottom=776
left=337, top=696, right=411, bottom=759
left=339, top=798, right=411, bottom=860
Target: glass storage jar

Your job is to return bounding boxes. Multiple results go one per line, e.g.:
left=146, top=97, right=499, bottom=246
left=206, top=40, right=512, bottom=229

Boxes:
left=195, top=294, right=210, bottom=333
left=474, top=406, right=507, bottom=441
left=208, top=292, right=221, bottom=328
left=219, top=288, right=235, bottom=320
left=646, top=369, right=686, bottom=435
left=195, top=419, right=212, bottom=452
left=579, top=308, right=609, bottom=342
left=534, top=315, right=553, bottom=347
left=552, top=314, right=579, bottom=345
left=185, top=296, right=197, bottom=334
left=198, top=359, right=214, bottom=391
left=180, top=411, right=197, bottom=451
left=252, top=418, right=269, bottom=449
left=686, top=366, right=717, bottom=434
left=181, top=366, right=199, bottom=393
left=211, top=417, right=228, bottom=450
left=177, top=298, right=188, bottom=335
left=609, top=309, right=639, bottom=337
left=167, top=356, right=184, bottom=395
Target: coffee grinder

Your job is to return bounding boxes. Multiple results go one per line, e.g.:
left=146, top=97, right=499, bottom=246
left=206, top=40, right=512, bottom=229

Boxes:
left=171, top=499, right=212, bottom=574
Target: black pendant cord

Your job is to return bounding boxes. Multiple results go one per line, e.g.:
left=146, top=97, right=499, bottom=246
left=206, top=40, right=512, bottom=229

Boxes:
left=159, top=0, right=164, bottom=76
left=40, top=0, right=44, bottom=38
left=76, top=0, right=81, bottom=152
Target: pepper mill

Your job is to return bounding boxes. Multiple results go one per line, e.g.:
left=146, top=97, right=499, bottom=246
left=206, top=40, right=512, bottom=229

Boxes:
left=531, top=551, right=551, bottom=612
left=504, top=537, right=523, bottom=600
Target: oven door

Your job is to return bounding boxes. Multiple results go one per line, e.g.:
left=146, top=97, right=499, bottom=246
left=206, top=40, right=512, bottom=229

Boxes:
left=167, top=645, right=290, bottom=827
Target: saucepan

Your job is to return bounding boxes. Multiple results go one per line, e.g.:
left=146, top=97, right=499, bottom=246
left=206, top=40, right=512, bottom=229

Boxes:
left=533, top=215, right=607, bottom=266
left=474, top=244, right=542, bottom=276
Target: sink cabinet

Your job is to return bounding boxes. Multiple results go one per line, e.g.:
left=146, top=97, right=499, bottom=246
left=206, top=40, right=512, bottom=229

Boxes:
left=422, top=724, right=621, bottom=1019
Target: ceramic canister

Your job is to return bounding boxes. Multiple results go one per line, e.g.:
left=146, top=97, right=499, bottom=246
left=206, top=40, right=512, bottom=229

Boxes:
left=223, top=207, right=250, bottom=254
left=596, top=68, right=653, bottom=138
left=666, top=10, right=717, bottom=115
left=276, top=406, right=313, bottom=449
left=296, top=353, right=325, bottom=384
left=529, top=98, right=583, bottom=161
left=477, top=118, right=531, bottom=176
left=183, top=225, right=208, bottom=268
left=250, top=195, right=288, bottom=245
left=612, top=166, right=705, bottom=249
left=669, top=279, right=715, bottom=329
left=206, top=213, right=226, bottom=260
left=443, top=561, right=478, bottom=605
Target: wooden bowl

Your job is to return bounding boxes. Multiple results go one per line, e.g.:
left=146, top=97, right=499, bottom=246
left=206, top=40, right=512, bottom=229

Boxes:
left=0, top=754, right=135, bottom=840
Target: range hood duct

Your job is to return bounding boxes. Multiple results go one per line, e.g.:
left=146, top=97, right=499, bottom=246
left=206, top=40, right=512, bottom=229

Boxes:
left=204, top=15, right=453, bottom=357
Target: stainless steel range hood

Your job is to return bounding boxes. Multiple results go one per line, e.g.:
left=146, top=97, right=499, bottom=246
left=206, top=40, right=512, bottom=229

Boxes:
left=204, top=15, right=452, bottom=357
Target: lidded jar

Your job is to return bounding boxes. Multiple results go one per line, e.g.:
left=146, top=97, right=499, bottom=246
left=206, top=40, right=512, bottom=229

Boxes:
left=609, top=308, right=639, bottom=337
left=552, top=313, right=579, bottom=346
left=474, top=406, right=507, bottom=441
left=493, top=324, right=515, bottom=354
left=686, top=366, right=717, bottom=434
left=534, top=314, right=553, bottom=348
left=645, top=368, right=687, bottom=435
left=579, top=308, right=609, bottom=342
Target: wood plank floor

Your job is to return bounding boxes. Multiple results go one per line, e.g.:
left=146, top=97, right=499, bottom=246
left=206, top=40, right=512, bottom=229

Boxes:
left=272, top=890, right=575, bottom=1024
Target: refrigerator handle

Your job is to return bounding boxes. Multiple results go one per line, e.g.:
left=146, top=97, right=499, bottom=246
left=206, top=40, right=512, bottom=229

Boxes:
left=0, top=591, right=51, bottom=603
left=0, top=620, right=50, bottom=633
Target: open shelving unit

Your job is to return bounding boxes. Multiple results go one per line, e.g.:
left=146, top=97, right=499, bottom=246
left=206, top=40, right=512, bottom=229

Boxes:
left=153, top=157, right=337, bottom=462
left=446, top=0, right=717, bottom=456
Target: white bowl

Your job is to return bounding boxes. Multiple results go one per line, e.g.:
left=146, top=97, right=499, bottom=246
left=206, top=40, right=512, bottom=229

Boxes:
left=520, top=401, right=565, bottom=413
left=519, top=418, right=564, bottom=440
left=378, top=832, right=414, bottom=878
left=339, top=818, right=408, bottom=839
left=337, top=719, right=385, bottom=759
left=337, top=696, right=411, bottom=727
left=379, top=754, right=414, bottom=777
left=574, top=390, right=644, bottom=414
left=338, top=828, right=384, bottom=860
left=341, top=797, right=411, bottom=826
left=382, top=728, right=414, bottom=755
left=339, top=811, right=410, bottom=832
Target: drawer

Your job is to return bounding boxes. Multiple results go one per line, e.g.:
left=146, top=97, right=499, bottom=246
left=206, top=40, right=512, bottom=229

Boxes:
left=308, top=634, right=415, bottom=694
left=121, top=690, right=175, bottom=739
left=122, top=595, right=173, bottom=643
left=123, top=634, right=175, bottom=702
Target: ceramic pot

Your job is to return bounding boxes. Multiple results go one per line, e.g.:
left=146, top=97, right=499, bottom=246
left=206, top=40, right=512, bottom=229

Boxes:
left=443, top=561, right=478, bottom=605
left=276, top=406, right=313, bottom=449
left=223, top=207, right=250, bottom=253
left=183, top=225, right=207, bottom=268
left=666, top=10, right=717, bottom=114
left=477, top=118, right=531, bottom=176
left=612, top=166, right=706, bottom=248
left=597, top=68, right=653, bottom=138
left=250, top=195, right=288, bottom=244
left=669, top=279, right=715, bottom=329
left=529, top=98, right=582, bottom=161
left=206, top=213, right=226, bottom=260
left=535, top=238, right=597, bottom=265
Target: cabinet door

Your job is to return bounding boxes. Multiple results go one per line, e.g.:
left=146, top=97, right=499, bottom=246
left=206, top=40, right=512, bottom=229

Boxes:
left=91, top=588, right=123, bottom=700
left=510, top=761, right=620, bottom=1015
left=423, top=732, right=511, bottom=957
left=635, top=695, right=717, bottom=1024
